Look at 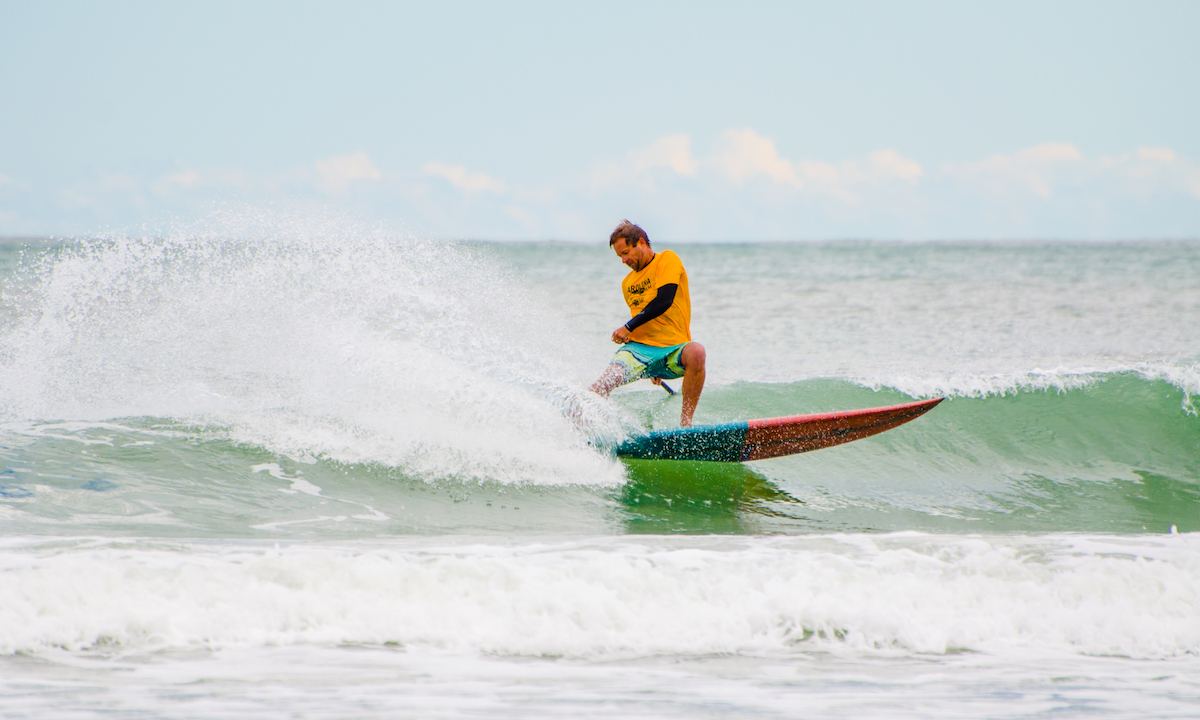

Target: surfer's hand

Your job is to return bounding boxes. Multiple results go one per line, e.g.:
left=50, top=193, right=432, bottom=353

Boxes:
left=650, top=377, right=662, bottom=386
left=611, top=326, right=631, bottom=344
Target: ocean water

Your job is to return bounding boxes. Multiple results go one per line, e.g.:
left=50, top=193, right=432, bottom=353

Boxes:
left=1, top=219, right=1198, bottom=718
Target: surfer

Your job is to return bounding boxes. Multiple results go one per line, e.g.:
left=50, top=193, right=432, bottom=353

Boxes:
left=589, top=220, right=706, bottom=425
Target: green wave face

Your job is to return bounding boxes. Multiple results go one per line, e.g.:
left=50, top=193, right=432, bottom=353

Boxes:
left=2, top=373, right=1196, bottom=538
left=612, top=374, right=1200, bottom=535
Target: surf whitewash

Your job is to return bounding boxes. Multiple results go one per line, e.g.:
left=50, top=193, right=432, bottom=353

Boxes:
left=1, top=222, right=1198, bottom=718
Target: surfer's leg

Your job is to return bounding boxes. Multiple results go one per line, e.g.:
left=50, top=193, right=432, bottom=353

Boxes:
left=589, top=363, right=629, bottom=397
left=678, top=342, right=706, bottom=426
left=591, top=348, right=646, bottom=397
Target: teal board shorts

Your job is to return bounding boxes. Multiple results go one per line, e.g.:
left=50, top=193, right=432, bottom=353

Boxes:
left=610, top=341, right=689, bottom=384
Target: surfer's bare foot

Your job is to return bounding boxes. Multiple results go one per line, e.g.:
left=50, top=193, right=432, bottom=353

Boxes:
left=679, top=342, right=706, bottom=426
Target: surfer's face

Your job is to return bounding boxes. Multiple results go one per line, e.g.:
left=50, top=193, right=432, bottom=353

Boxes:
left=612, top=238, right=652, bottom=271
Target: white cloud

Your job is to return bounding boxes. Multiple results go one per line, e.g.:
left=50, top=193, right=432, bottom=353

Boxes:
left=588, top=129, right=922, bottom=204
left=946, top=143, right=1083, bottom=198
left=150, top=169, right=203, bottom=197
left=630, top=134, right=699, bottom=177
left=714, top=129, right=800, bottom=187
left=160, top=169, right=203, bottom=188
left=149, top=167, right=252, bottom=197
left=315, top=152, right=383, bottom=194
left=945, top=142, right=1200, bottom=201
left=711, top=129, right=923, bottom=202
left=1117, top=146, right=1200, bottom=199
left=589, top=134, right=699, bottom=192
left=97, top=172, right=140, bottom=193
left=865, top=149, right=924, bottom=182
left=56, top=172, right=149, bottom=219
left=421, top=162, right=506, bottom=194
left=8, top=137, right=1196, bottom=240
left=1138, top=147, right=1176, bottom=163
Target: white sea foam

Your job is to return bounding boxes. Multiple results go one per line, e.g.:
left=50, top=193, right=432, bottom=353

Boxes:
left=858, top=358, right=1200, bottom=408
left=3, top=534, right=1198, bottom=660
left=0, top=225, right=630, bottom=485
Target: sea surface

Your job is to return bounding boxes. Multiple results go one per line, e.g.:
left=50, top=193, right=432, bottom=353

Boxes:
left=1, top=218, right=1198, bottom=718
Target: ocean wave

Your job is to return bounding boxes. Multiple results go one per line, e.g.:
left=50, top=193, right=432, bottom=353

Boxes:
left=2, top=535, right=1198, bottom=660
left=1, top=231, right=1196, bottom=499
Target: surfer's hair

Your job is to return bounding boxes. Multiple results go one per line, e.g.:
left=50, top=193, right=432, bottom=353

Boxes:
left=609, top=220, right=649, bottom=248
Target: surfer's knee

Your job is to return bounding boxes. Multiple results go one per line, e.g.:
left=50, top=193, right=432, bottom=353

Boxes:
left=682, top=343, right=706, bottom=372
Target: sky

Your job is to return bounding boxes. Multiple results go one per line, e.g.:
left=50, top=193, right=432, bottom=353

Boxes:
left=1, top=0, right=1197, bottom=241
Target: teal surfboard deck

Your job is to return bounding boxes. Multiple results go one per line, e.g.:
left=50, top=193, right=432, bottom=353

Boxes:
left=616, top=397, right=944, bottom=462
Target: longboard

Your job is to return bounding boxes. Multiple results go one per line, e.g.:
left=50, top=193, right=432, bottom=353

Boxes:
left=615, top=397, right=944, bottom=462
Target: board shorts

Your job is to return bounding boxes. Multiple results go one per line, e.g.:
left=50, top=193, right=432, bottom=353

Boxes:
left=610, top=341, right=689, bottom=384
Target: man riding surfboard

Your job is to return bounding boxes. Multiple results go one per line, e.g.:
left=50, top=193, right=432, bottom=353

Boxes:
left=589, top=220, right=706, bottom=426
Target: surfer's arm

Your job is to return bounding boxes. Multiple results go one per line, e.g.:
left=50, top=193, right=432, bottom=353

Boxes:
left=623, top=283, right=678, bottom=332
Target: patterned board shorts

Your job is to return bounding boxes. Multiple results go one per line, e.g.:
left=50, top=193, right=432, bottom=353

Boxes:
left=610, top=341, right=689, bottom=384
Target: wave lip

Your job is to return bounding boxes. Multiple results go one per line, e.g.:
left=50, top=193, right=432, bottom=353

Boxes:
left=860, top=358, right=1200, bottom=408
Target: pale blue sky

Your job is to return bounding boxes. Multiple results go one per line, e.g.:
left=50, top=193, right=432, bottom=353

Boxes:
left=1, top=0, right=1197, bottom=240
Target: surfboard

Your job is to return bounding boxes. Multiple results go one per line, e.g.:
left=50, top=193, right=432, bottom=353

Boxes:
left=615, top=397, right=944, bottom=462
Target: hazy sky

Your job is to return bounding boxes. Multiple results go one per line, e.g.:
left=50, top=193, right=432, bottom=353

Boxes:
left=2, top=1, right=1197, bottom=240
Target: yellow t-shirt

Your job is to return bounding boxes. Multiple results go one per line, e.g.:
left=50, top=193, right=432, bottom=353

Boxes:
left=621, top=249, right=691, bottom=347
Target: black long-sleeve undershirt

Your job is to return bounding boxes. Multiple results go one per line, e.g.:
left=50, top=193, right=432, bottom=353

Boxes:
left=623, top=283, right=678, bottom=332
